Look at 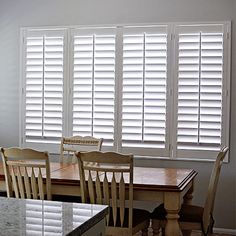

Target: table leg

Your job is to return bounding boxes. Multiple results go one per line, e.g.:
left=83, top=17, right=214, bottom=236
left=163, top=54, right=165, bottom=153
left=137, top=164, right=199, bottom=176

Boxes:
left=182, top=181, right=195, bottom=236
left=164, top=192, right=181, bottom=236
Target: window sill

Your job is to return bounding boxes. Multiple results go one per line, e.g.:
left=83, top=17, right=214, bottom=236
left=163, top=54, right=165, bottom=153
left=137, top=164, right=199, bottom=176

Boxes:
left=134, top=155, right=222, bottom=163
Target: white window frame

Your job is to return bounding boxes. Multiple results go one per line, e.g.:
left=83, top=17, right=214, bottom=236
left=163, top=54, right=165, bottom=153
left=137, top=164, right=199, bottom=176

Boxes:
left=20, top=21, right=231, bottom=161
left=171, top=22, right=231, bottom=161
left=20, top=27, right=68, bottom=153
left=117, top=25, right=171, bottom=157
left=68, top=27, right=117, bottom=149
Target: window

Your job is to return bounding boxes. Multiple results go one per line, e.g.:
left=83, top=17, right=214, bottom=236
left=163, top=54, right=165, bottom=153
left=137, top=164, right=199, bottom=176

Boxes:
left=120, top=26, right=169, bottom=157
left=71, top=28, right=116, bottom=147
left=172, top=23, right=231, bottom=159
left=21, top=29, right=67, bottom=152
left=20, top=22, right=231, bottom=160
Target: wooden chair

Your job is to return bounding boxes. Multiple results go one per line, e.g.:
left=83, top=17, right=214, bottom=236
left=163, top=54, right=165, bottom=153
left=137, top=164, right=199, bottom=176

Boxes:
left=76, top=151, right=150, bottom=236
left=0, top=147, right=51, bottom=200
left=151, top=146, right=229, bottom=236
left=60, top=135, right=103, bottom=164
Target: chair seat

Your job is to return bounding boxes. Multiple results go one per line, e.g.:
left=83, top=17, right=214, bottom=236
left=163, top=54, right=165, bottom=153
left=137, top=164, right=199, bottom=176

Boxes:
left=151, top=203, right=204, bottom=223
left=109, top=208, right=150, bottom=227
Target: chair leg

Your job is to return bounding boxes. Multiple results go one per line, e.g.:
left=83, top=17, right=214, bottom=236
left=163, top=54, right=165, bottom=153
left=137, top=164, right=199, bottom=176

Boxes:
left=161, top=227, right=165, bottom=236
left=152, top=219, right=161, bottom=236
left=141, top=227, right=148, bottom=236
left=209, top=218, right=215, bottom=234
left=182, top=230, right=192, bottom=236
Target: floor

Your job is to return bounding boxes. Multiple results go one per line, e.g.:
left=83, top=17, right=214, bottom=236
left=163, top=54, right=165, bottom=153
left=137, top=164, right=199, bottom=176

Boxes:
left=191, top=232, right=234, bottom=236
left=135, top=229, right=234, bottom=236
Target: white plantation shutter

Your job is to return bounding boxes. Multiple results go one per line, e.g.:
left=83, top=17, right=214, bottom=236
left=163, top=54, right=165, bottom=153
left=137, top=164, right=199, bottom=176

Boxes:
left=20, top=23, right=230, bottom=160
left=173, top=23, right=230, bottom=159
left=71, top=28, right=116, bottom=148
left=22, top=29, right=66, bottom=152
left=121, top=26, right=169, bottom=156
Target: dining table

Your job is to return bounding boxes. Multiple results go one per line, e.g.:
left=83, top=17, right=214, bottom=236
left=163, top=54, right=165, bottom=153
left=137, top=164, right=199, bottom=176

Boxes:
left=0, top=162, right=197, bottom=236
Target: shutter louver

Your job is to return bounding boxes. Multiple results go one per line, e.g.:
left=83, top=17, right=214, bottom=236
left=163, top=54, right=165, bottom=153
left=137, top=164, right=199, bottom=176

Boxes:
left=121, top=26, right=168, bottom=155
left=72, top=28, right=116, bottom=147
left=176, top=25, right=224, bottom=153
left=24, top=30, right=65, bottom=148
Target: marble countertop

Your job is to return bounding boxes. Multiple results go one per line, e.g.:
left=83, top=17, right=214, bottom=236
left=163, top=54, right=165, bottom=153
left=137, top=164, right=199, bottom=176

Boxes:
left=0, top=197, right=108, bottom=236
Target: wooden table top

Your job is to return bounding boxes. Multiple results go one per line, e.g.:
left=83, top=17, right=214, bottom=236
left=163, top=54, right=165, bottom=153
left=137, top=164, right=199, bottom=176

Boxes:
left=0, top=162, right=197, bottom=192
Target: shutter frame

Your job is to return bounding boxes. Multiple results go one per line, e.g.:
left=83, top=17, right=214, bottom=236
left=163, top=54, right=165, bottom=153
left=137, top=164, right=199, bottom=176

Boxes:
left=172, top=22, right=230, bottom=160
left=21, top=28, right=67, bottom=153
left=71, top=27, right=116, bottom=149
left=120, top=25, right=170, bottom=157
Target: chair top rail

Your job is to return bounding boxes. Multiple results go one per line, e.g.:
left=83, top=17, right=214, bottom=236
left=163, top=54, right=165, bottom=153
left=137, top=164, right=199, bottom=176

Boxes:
left=1, top=147, right=49, bottom=160
left=77, top=151, right=133, bottom=164
left=63, top=136, right=103, bottom=145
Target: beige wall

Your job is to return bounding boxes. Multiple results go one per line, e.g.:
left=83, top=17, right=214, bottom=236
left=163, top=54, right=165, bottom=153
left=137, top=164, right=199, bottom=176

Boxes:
left=0, top=0, right=235, bottom=231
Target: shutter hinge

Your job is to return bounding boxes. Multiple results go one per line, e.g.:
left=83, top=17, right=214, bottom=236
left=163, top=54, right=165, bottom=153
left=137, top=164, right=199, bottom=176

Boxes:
left=21, top=137, right=23, bottom=145
left=170, top=33, right=174, bottom=40
left=22, top=88, right=24, bottom=95
left=226, top=89, right=229, bottom=97
left=226, top=32, right=230, bottom=40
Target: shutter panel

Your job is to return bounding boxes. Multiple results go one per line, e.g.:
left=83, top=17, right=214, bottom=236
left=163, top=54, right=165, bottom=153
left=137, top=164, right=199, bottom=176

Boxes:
left=72, top=28, right=116, bottom=148
left=174, top=24, right=228, bottom=158
left=121, top=26, right=169, bottom=156
left=23, top=29, right=66, bottom=151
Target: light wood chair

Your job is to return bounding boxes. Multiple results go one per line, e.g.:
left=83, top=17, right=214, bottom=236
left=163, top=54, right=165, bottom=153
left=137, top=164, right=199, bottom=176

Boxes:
left=60, top=135, right=103, bottom=164
left=76, top=151, right=150, bottom=236
left=151, top=146, right=229, bottom=236
left=0, top=147, right=51, bottom=200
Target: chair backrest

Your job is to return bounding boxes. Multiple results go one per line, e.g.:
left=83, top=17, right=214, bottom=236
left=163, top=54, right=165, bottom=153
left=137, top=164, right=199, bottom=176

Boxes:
left=76, top=151, right=134, bottom=232
left=202, top=146, right=229, bottom=233
left=60, top=136, right=103, bottom=164
left=0, top=147, right=51, bottom=200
